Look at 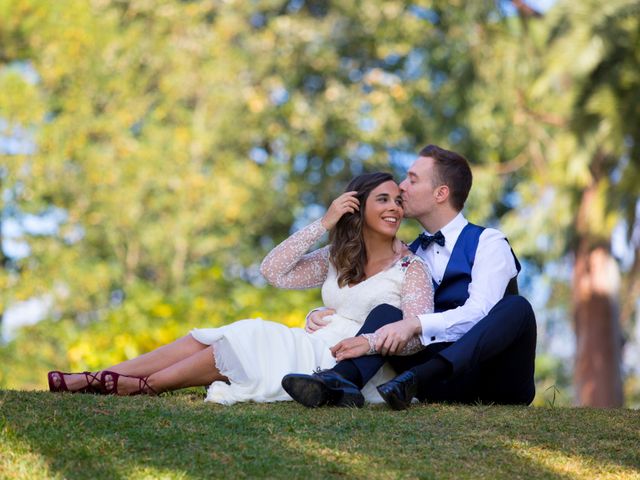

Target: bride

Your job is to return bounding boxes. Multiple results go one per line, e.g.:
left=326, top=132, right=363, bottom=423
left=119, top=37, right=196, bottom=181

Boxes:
left=48, top=172, right=434, bottom=404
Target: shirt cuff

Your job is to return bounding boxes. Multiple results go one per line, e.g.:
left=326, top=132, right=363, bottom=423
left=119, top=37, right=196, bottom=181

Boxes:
left=418, top=312, right=448, bottom=345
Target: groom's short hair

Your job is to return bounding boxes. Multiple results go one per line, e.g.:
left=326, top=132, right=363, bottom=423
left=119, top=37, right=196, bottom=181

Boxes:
left=419, top=144, right=472, bottom=211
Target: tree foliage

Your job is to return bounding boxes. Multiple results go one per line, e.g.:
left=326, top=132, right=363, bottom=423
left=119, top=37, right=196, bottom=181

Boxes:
left=1, top=0, right=639, bottom=404
left=1, top=0, right=489, bottom=386
left=462, top=0, right=640, bottom=406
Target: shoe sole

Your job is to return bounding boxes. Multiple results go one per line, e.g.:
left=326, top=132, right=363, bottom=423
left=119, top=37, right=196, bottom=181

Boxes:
left=337, top=390, right=365, bottom=408
left=282, top=375, right=330, bottom=408
left=376, top=386, right=410, bottom=411
left=283, top=375, right=365, bottom=408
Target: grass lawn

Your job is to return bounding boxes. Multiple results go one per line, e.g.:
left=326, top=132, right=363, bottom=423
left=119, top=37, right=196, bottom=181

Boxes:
left=1, top=389, right=639, bottom=479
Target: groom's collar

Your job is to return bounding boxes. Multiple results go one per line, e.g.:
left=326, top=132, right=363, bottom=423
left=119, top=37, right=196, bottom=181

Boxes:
left=422, top=213, right=468, bottom=248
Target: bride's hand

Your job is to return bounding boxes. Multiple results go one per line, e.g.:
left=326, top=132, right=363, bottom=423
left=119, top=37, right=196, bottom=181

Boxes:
left=321, top=191, right=359, bottom=230
left=330, top=336, right=369, bottom=361
left=305, top=308, right=335, bottom=333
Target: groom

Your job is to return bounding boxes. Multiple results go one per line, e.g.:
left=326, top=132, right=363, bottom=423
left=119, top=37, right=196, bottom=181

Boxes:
left=282, top=144, right=536, bottom=409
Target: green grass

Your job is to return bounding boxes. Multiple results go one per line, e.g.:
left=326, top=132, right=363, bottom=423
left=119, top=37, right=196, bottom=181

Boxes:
left=1, top=390, right=639, bottom=479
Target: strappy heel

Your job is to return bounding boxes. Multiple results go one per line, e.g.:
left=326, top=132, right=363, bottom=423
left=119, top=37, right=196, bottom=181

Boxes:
left=100, top=370, right=158, bottom=396
left=47, top=371, right=101, bottom=394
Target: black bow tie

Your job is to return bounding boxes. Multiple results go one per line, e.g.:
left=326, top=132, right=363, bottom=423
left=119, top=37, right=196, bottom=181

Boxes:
left=418, top=231, right=445, bottom=249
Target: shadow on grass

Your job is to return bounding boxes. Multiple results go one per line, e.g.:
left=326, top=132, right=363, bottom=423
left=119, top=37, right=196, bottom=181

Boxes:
left=269, top=404, right=640, bottom=479
left=1, top=391, right=639, bottom=479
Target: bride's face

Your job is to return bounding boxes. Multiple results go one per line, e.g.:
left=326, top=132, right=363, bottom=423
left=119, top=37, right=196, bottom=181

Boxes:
left=362, top=181, right=404, bottom=238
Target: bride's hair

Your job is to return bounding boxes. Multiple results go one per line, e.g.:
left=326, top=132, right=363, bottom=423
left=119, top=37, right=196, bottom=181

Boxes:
left=330, top=172, right=395, bottom=287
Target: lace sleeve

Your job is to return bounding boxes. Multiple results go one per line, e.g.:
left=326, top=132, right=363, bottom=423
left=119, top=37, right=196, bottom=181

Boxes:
left=361, top=256, right=434, bottom=355
left=398, top=257, right=434, bottom=355
left=259, top=219, right=330, bottom=289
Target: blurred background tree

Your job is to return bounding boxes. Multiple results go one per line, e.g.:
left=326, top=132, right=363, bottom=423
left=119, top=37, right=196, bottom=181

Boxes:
left=0, top=0, right=638, bottom=406
left=465, top=0, right=640, bottom=406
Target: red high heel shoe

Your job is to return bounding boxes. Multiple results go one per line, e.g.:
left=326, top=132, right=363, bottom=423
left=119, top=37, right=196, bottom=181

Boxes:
left=47, top=371, right=101, bottom=393
left=100, top=370, right=158, bottom=396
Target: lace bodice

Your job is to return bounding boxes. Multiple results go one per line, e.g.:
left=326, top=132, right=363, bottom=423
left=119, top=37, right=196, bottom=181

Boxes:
left=260, top=219, right=434, bottom=355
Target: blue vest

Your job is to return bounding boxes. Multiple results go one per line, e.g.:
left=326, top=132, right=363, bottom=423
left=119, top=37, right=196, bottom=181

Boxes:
left=409, top=223, right=520, bottom=313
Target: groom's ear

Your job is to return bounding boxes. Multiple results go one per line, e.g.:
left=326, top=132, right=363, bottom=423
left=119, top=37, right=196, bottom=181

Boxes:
left=434, top=185, right=450, bottom=204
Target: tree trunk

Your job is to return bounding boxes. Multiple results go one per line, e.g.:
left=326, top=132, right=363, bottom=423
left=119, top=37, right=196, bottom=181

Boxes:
left=572, top=189, right=623, bottom=407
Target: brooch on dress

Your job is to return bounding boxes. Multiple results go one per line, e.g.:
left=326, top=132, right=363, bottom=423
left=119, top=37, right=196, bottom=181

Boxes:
left=400, top=256, right=412, bottom=270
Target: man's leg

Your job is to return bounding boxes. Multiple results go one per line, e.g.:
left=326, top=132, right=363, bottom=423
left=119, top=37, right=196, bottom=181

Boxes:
left=468, top=297, right=537, bottom=405
left=379, top=295, right=537, bottom=408
left=282, top=303, right=403, bottom=407
left=376, top=343, right=453, bottom=410
left=332, top=304, right=404, bottom=387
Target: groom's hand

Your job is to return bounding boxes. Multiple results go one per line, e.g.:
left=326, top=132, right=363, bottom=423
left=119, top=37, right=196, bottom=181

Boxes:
left=305, top=308, right=335, bottom=333
left=331, top=336, right=369, bottom=361
left=375, top=317, right=421, bottom=356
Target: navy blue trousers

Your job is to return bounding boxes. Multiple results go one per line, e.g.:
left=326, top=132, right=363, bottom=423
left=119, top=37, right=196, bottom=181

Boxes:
left=333, top=295, right=537, bottom=405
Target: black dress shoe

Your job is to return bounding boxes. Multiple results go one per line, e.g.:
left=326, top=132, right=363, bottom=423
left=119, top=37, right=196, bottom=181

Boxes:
left=282, top=370, right=364, bottom=408
left=376, top=370, right=418, bottom=410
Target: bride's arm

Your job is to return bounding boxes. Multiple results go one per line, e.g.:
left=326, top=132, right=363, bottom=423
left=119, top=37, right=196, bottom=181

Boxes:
left=396, top=258, right=434, bottom=354
left=260, top=219, right=330, bottom=289
left=261, top=189, right=360, bottom=289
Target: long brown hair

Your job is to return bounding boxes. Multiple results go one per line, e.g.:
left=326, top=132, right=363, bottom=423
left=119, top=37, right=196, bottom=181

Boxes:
left=329, top=172, right=396, bottom=287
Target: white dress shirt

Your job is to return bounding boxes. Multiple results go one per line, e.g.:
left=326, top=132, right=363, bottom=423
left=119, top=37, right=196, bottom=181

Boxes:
left=415, top=213, right=518, bottom=346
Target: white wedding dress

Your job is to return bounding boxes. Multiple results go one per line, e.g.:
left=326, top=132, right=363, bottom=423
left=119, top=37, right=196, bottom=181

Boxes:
left=190, top=219, right=434, bottom=405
